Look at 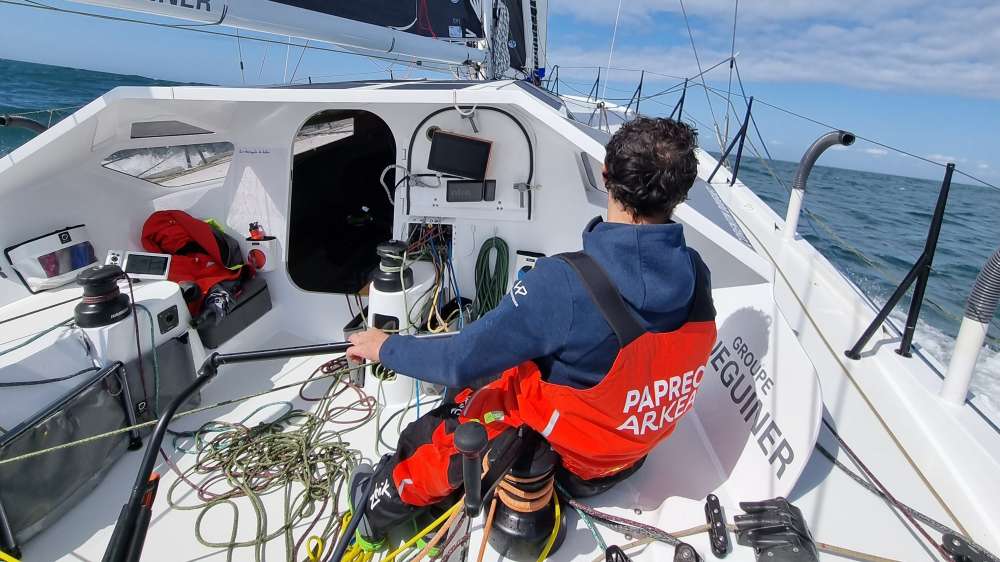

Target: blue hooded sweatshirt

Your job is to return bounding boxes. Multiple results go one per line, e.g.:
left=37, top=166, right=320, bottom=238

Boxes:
left=380, top=217, right=703, bottom=389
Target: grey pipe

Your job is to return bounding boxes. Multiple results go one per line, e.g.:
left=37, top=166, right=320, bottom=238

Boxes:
left=782, top=130, right=856, bottom=240
left=791, top=130, right=856, bottom=192
left=966, top=247, right=1000, bottom=323
left=0, top=115, right=48, bottom=135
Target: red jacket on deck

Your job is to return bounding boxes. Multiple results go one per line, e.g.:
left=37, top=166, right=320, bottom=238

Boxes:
left=140, top=210, right=248, bottom=312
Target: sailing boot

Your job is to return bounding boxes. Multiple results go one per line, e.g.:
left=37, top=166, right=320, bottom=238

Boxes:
left=347, top=462, right=385, bottom=551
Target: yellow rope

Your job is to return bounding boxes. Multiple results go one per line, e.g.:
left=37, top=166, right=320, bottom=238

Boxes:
left=536, top=494, right=561, bottom=562
left=382, top=500, right=462, bottom=562
left=0, top=550, right=20, bottom=562
left=305, top=536, right=325, bottom=562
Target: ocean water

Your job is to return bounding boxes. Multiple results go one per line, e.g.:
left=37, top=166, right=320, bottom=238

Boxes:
left=2, top=58, right=998, bottom=412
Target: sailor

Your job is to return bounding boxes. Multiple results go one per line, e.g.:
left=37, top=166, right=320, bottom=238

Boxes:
left=346, top=117, right=717, bottom=544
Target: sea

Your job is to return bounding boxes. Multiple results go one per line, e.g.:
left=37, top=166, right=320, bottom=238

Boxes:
left=2, top=58, right=998, bottom=414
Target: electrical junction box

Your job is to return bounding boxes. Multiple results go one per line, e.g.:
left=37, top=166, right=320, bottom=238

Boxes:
left=514, top=250, right=544, bottom=280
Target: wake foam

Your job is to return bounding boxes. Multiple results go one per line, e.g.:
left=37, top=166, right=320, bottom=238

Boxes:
left=892, top=312, right=1000, bottom=419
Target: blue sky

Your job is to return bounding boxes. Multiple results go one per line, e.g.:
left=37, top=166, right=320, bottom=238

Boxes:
left=1, top=0, right=998, bottom=184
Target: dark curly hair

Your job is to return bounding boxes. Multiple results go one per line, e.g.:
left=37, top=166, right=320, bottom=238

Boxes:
left=603, top=117, right=699, bottom=221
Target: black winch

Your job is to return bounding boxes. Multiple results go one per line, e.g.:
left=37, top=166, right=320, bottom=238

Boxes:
left=455, top=425, right=567, bottom=562
left=74, top=265, right=131, bottom=328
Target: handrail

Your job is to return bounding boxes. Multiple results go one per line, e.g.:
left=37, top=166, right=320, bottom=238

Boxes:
left=941, top=247, right=1000, bottom=404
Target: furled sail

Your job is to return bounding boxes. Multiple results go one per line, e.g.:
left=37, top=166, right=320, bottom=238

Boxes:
left=67, top=0, right=489, bottom=66
left=487, top=0, right=548, bottom=78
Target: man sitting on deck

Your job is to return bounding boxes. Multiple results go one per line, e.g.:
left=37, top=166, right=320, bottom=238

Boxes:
left=346, top=117, right=717, bottom=544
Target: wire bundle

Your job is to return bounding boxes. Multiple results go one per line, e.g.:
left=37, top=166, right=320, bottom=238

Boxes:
left=473, top=237, right=510, bottom=319
left=404, top=223, right=467, bottom=332
left=165, top=360, right=376, bottom=562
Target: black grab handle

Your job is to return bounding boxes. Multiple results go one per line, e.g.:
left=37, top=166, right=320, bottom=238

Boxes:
left=455, top=421, right=489, bottom=517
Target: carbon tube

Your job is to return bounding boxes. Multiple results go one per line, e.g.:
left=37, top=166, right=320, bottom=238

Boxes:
left=0, top=115, right=48, bottom=135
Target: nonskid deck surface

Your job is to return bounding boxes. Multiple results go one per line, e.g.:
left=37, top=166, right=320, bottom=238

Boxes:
left=17, top=332, right=960, bottom=562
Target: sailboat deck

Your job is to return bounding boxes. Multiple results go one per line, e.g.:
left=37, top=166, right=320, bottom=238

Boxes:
left=9, top=317, right=959, bottom=562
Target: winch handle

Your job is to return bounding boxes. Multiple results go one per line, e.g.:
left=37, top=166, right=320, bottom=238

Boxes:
left=455, top=421, right=489, bottom=517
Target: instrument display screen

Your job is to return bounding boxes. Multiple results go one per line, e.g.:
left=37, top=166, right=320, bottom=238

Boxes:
left=124, top=254, right=169, bottom=276
left=446, top=180, right=497, bottom=203
left=427, top=131, right=492, bottom=181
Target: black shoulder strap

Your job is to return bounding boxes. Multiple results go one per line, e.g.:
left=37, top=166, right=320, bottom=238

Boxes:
left=557, top=252, right=645, bottom=348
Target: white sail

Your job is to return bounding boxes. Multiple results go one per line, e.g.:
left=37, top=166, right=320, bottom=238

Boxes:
left=70, top=0, right=489, bottom=67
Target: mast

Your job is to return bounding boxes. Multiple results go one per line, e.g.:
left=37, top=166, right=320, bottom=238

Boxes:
left=69, top=0, right=488, bottom=67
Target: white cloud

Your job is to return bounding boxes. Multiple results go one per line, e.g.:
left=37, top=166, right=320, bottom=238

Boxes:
left=865, top=147, right=889, bottom=157
left=927, top=153, right=959, bottom=164
left=548, top=0, right=1000, bottom=99
left=830, top=144, right=851, bottom=151
left=978, top=163, right=991, bottom=170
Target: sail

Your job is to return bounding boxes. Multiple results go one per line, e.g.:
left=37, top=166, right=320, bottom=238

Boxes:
left=268, top=1, right=484, bottom=41
left=488, top=0, right=547, bottom=78
left=67, top=0, right=488, bottom=66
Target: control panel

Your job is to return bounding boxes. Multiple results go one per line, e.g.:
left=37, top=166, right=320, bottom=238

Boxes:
left=406, top=109, right=534, bottom=223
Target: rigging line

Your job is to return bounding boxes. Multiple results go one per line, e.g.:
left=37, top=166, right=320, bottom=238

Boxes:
left=289, top=40, right=310, bottom=84
left=257, top=43, right=270, bottom=80
left=235, top=28, right=246, bottom=85
left=642, top=55, right=736, bottom=100
left=602, top=0, right=624, bottom=102
left=558, top=78, right=688, bottom=106
left=677, top=0, right=725, bottom=151
left=0, top=0, right=463, bottom=72
left=723, top=0, right=739, bottom=144
left=731, top=60, right=776, bottom=163
left=822, top=418, right=950, bottom=559
left=559, top=66, right=685, bottom=80
left=814, top=441, right=1000, bottom=562
left=706, top=70, right=1000, bottom=192
left=700, top=95, right=996, bottom=343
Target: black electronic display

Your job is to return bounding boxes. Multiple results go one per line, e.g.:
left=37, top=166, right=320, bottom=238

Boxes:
left=427, top=131, right=492, bottom=181
left=124, top=254, right=169, bottom=276
left=446, top=180, right=497, bottom=203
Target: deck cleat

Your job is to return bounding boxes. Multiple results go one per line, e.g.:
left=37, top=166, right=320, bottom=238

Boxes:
left=734, top=498, right=817, bottom=562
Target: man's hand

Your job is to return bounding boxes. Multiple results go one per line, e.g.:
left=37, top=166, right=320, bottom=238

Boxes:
left=347, top=328, right=390, bottom=363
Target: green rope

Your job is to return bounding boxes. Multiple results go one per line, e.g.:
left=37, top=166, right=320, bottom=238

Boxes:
left=164, top=362, right=376, bottom=562
left=0, top=361, right=370, bottom=467
left=557, top=483, right=607, bottom=551
left=473, top=237, right=510, bottom=318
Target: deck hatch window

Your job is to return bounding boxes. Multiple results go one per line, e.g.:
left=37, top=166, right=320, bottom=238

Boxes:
left=130, top=120, right=213, bottom=139
left=101, top=141, right=234, bottom=188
